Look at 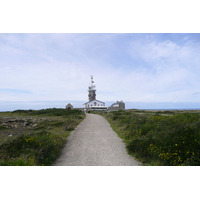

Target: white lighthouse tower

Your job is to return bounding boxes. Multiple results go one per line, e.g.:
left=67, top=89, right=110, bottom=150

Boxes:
left=83, top=75, right=107, bottom=111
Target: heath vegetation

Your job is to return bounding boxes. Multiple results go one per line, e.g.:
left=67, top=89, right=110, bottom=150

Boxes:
left=97, top=109, right=200, bottom=166
left=0, top=108, right=85, bottom=166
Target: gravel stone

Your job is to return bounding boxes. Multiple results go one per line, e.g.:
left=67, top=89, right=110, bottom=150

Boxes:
left=53, top=114, right=141, bottom=166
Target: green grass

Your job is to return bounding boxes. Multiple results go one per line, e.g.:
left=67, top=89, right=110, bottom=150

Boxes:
left=97, top=110, right=200, bottom=166
left=0, top=108, right=85, bottom=166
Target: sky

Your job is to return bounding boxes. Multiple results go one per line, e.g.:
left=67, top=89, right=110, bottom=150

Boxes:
left=0, top=33, right=200, bottom=110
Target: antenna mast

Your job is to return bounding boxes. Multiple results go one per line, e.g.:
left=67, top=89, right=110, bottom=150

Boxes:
left=88, top=75, right=96, bottom=101
left=89, top=75, right=96, bottom=91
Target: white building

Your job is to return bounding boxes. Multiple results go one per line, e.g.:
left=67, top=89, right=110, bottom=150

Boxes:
left=84, top=99, right=105, bottom=107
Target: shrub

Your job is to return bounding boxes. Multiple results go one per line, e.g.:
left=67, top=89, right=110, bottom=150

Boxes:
left=99, top=111, right=200, bottom=166
left=0, top=131, right=67, bottom=166
left=12, top=108, right=83, bottom=117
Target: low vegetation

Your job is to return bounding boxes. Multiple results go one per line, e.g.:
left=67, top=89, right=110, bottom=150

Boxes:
left=97, top=109, right=200, bottom=166
left=0, top=108, right=85, bottom=166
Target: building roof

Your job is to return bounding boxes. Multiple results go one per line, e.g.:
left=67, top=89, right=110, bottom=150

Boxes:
left=83, top=99, right=105, bottom=105
left=110, top=102, right=120, bottom=107
left=110, top=101, right=124, bottom=107
left=66, top=103, right=73, bottom=106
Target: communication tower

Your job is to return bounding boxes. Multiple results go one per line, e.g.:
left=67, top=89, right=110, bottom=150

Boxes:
left=88, top=75, right=96, bottom=101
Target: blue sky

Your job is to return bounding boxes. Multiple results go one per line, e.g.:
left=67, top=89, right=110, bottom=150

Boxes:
left=0, top=33, right=200, bottom=110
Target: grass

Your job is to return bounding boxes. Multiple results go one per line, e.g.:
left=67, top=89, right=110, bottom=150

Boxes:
left=0, top=108, right=85, bottom=166
left=96, top=109, right=200, bottom=166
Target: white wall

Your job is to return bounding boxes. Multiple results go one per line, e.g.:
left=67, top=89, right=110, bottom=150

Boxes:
left=84, top=100, right=105, bottom=108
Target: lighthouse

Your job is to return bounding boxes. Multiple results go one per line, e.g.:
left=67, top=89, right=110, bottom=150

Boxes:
left=83, top=75, right=107, bottom=111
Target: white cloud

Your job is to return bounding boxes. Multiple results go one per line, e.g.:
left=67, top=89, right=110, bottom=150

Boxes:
left=124, top=36, right=200, bottom=101
left=0, top=33, right=200, bottom=105
left=130, top=39, right=183, bottom=63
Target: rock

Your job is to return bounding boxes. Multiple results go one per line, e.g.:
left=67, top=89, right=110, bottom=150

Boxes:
left=2, top=122, right=8, bottom=126
left=23, top=122, right=29, bottom=127
left=7, top=119, right=16, bottom=123
left=2, top=123, right=10, bottom=128
left=32, top=118, right=37, bottom=123
left=65, top=125, right=74, bottom=131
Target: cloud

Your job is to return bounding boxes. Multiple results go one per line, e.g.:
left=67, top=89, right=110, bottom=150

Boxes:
left=129, top=37, right=198, bottom=64
left=193, top=92, right=200, bottom=95
left=0, top=61, right=91, bottom=101
left=123, top=35, right=200, bottom=101
left=0, top=33, right=200, bottom=105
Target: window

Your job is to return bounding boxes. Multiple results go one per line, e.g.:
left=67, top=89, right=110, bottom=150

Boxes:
left=94, top=102, right=97, bottom=106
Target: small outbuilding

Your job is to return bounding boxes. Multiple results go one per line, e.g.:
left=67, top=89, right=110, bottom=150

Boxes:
left=66, top=103, right=73, bottom=110
left=108, top=100, right=125, bottom=111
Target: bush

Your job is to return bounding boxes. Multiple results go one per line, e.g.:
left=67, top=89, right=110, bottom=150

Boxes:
left=12, top=108, right=82, bottom=117
left=99, top=111, right=200, bottom=166
left=0, top=125, right=8, bottom=130
left=0, top=131, right=66, bottom=166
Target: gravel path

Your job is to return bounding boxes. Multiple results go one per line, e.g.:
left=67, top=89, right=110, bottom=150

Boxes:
left=53, top=113, right=141, bottom=166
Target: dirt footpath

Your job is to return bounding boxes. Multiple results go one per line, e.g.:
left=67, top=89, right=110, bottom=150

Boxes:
left=53, top=113, right=141, bottom=166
